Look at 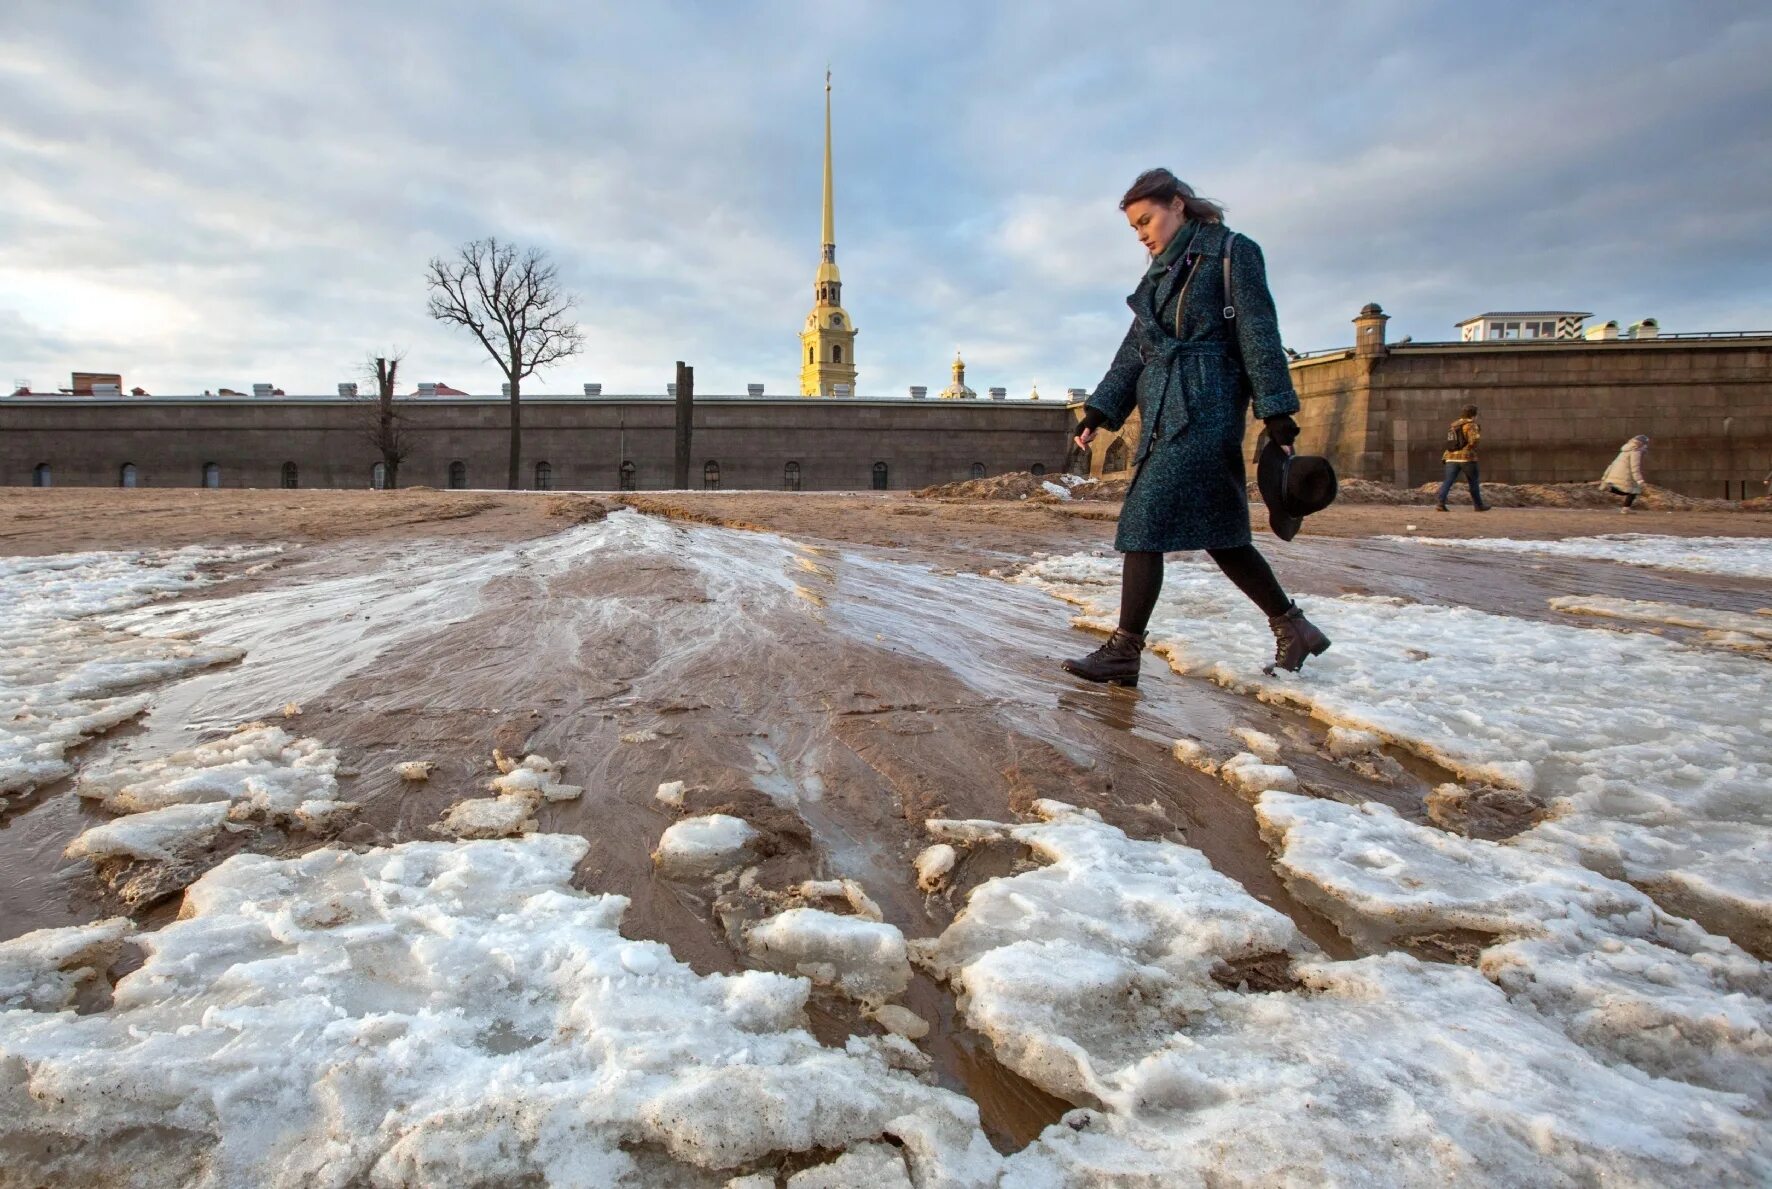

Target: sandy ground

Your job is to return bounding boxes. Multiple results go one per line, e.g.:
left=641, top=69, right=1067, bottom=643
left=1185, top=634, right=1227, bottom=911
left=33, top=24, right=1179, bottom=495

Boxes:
left=4, top=486, right=1770, bottom=1151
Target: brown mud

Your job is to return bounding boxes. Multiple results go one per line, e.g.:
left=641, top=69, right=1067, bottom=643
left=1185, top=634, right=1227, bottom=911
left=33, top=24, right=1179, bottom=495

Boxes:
left=3, top=488, right=1769, bottom=1147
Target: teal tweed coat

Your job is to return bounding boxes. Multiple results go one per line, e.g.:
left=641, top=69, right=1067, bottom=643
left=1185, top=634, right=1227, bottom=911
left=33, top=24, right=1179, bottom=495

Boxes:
left=1086, top=222, right=1300, bottom=553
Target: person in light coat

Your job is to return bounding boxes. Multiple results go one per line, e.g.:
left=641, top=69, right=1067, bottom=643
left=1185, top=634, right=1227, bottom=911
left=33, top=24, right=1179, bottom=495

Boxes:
left=1599, top=435, right=1650, bottom=512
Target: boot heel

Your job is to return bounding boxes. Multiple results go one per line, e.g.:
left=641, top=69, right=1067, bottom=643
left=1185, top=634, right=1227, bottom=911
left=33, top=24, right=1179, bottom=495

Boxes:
left=1311, top=639, right=1331, bottom=657
left=1110, top=675, right=1139, bottom=688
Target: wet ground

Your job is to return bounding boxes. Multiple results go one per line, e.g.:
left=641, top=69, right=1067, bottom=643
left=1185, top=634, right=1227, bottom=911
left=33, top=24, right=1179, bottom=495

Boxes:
left=3, top=489, right=1768, bottom=1149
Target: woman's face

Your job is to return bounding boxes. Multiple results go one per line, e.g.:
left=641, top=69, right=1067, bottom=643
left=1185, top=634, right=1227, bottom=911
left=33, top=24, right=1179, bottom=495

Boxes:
left=1124, top=197, right=1188, bottom=255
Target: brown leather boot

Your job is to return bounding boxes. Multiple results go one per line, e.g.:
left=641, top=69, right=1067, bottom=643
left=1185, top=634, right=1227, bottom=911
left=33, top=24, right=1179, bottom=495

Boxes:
left=1266, top=603, right=1330, bottom=674
left=1062, top=628, right=1145, bottom=687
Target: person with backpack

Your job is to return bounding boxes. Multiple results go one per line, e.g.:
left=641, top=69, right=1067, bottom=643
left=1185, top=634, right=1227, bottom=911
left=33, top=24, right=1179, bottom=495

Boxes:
left=1599, top=435, right=1650, bottom=512
left=1436, top=404, right=1488, bottom=512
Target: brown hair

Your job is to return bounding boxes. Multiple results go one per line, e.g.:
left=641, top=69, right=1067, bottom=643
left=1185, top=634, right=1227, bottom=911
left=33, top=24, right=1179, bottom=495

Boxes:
left=1461, top=404, right=1479, bottom=418
left=1119, top=168, right=1225, bottom=224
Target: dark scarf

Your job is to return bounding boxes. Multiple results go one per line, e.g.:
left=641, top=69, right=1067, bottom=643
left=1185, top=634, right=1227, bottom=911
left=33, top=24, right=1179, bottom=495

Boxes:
left=1144, top=220, right=1197, bottom=285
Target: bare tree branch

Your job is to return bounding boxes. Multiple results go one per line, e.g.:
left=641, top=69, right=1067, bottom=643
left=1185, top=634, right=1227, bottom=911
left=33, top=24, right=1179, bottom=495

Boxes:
left=350, top=350, right=410, bottom=489
left=425, top=237, right=585, bottom=489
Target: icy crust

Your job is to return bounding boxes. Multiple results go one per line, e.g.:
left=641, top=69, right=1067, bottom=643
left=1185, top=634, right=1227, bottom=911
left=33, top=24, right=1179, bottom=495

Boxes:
left=76, top=723, right=340, bottom=819
left=1383, top=533, right=1772, bottom=580
left=1015, top=552, right=1772, bottom=952
left=0, top=919, right=136, bottom=1012
left=1550, top=595, right=1772, bottom=657
left=746, top=909, right=912, bottom=1005
left=655, top=814, right=760, bottom=876
left=1258, top=793, right=1772, bottom=1105
left=922, top=805, right=1771, bottom=1185
left=912, top=801, right=1312, bottom=1107
left=0, top=834, right=1007, bottom=1186
left=0, top=547, right=270, bottom=799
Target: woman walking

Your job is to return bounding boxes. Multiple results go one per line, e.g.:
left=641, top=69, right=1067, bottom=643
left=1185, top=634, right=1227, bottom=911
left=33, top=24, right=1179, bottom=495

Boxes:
left=1066, top=169, right=1329, bottom=687
left=1599, top=435, right=1650, bottom=512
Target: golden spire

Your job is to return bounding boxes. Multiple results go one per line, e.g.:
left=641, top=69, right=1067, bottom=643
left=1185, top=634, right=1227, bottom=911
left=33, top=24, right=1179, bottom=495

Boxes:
left=821, top=69, right=834, bottom=254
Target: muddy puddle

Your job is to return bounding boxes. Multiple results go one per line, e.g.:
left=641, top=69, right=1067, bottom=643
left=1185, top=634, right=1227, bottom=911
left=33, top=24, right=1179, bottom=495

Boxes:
left=2, top=508, right=1511, bottom=1145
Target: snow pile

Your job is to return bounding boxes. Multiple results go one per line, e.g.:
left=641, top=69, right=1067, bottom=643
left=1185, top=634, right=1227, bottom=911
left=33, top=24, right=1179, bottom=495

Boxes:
left=0, top=547, right=265, bottom=799
left=920, top=803, right=1771, bottom=1184
left=746, top=908, right=912, bottom=1005
left=0, top=835, right=1004, bottom=1185
left=1017, top=551, right=1772, bottom=952
left=438, top=751, right=581, bottom=839
left=1386, top=533, right=1772, bottom=580
left=654, top=814, right=759, bottom=876
left=914, top=843, right=956, bottom=891
left=912, top=800, right=1313, bottom=1106
left=64, top=801, right=230, bottom=864
left=1039, top=480, right=1073, bottom=501
left=1256, top=792, right=1772, bottom=1105
left=1218, top=751, right=1298, bottom=797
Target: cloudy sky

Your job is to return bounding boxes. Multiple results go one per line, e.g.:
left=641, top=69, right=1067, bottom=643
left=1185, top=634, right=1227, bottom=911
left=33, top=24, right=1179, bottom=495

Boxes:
left=3, top=1, right=1768, bottom=397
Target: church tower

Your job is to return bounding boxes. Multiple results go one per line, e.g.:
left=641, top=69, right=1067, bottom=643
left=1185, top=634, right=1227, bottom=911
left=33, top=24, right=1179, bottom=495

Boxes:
left=800, top=72, right=858, bottom=397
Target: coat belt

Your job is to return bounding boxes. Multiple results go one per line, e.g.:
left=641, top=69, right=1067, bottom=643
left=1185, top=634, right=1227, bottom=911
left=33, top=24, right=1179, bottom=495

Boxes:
left=1131, top=338, right=1231, bottom=470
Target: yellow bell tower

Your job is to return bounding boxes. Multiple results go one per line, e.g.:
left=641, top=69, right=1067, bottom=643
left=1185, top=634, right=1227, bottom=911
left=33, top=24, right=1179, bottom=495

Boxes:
left=800, top=71, right=858, bottom=397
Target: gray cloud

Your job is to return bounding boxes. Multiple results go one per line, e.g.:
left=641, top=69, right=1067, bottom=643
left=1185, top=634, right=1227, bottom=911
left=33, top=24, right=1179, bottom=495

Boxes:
left=1, top=0, right=1767, bottom=398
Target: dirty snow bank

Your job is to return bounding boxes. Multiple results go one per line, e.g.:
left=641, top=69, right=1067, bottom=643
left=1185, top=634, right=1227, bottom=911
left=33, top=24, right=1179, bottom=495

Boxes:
left=1016, top=552, right=1772, bottom=952
left=1384, top=533, right=1772, bottom=580
left=921, top=803, right=1770, bottom=1184
left=0, top=834, right=1004, bottom=1186
left=0, top=547, right=267, bottom=799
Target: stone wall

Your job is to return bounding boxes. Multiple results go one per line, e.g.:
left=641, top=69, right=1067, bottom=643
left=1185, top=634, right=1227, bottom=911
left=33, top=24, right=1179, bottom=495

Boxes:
left=0, top=396, right=1072, bottom=492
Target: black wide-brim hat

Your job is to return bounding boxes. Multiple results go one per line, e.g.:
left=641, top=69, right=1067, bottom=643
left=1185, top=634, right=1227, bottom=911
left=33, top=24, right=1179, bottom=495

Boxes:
left=1256, top=437, right=1337, bottom=542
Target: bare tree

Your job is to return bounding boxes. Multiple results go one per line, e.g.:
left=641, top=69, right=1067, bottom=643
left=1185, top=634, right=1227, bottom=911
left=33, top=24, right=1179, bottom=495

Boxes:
left=425, top=238, right=585, bottom=489
left=354, top=352, right=409, bottom=489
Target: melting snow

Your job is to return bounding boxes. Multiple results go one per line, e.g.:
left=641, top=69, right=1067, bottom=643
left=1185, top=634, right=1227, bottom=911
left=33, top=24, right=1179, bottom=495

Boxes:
left=0, top=835, right=1004, bottom=1185
left=746, top=908, right=912, bottom=1005
left=1383, top=533, right=1772, bottom=580
left=1017, top=551, right=1772, bottom=952
left=654, top=814, right=759, bottom=876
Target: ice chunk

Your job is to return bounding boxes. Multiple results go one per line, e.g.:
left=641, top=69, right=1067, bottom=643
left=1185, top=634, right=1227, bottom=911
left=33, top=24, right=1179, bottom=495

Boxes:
left=1230, top=727, right=1280, bottom=761
left=1039, top=480, right=1073, bottom=501
left=395, top=760, right=435, bottom=781
left=655, top=779, right=686, bottom=807
left=747, top=908, right=911, bottom=1005
left=1549, top=594, right=1772, bottom=639
left=653, top=814, right=758, bottom=876
left=794, top=878, right=883, bottom=922
left=77, top=723, right=341, bottom=820
left=868, top=1004, right=931, bottom=1040
left=1325, top=726, right=1382, bottom=759
left=0, top=834, right=999, bottom=1184
left=914, top=844, right=957, bottom=891
left=0, top=919, right=135, bottom=1012
left=438, top=791, right=539, bottom=839
left=1217, top=752, right=1298, bottom=797
left=1170, top=738, right=1217, bottom=774
left=924, top=818, right=1010, bottom=845
left=787, top=1142, right=913, bottom=1187
left=64, top=801, right=228, bottom=863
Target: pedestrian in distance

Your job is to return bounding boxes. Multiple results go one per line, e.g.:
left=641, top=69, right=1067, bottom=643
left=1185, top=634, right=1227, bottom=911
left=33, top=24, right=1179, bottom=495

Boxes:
left=1599, top=435, right=1650, bottom=512
left=1066, top=169, right=1331, bottom=688
left=1436, top=404, right=1489, bottom=512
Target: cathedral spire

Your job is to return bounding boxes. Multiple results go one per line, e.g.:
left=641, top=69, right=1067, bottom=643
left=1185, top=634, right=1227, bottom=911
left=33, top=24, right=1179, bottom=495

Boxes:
left=821, top=69, right=835, bottom=258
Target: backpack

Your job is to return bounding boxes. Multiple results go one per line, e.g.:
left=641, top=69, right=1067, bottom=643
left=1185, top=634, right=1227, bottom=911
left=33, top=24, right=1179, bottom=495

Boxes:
left=1445, top=420, right=1468, bottom=452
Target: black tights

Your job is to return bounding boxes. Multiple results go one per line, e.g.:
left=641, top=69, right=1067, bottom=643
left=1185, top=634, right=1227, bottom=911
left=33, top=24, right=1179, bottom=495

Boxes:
left=1117, top=547, right=1291, bottom=635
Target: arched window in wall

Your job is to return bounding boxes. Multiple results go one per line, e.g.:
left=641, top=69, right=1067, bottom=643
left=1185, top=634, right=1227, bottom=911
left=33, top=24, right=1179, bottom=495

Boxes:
left=31, top=463, right=51, bottom=488
left=119, top=463, right=138, bottom=488
left=448, top=460, right=467, bottom=489
left=534, top=461, right=553, bottom=491
left=282, top=462, right=298, bottom=489
left=202, top=462, right=220, bottom=489
left=1030, top=463, right=1046, bottom=477
left=783, top=461, right=801, bottom=492
left=969, top=462, right=986, bottom=480
left=871, top=461, right=888, bottom=491
left=371, top=462, right=387, bottom=490
left=619, top=460, right=637, bottom=491
left=703, top=460, right=721, bottom=491
left=832, top=345, right=843, bottom=364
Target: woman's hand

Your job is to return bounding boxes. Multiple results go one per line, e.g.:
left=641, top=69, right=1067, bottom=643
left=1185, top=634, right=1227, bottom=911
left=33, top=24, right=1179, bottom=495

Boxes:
left=1264, top=414, right=1300, bottom=456
left=1074, top=408, right=1106, bottom=450
left=1074, top=425, right=1097, bottom=450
